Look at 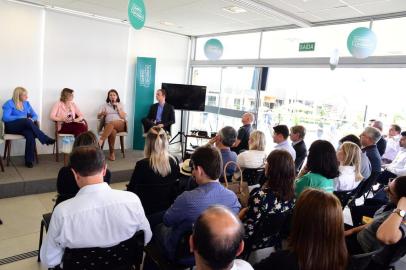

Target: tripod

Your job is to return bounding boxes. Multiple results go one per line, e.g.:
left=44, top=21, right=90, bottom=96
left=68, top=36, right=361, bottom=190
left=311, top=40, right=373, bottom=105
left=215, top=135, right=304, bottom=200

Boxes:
left=169, top=110, right=186, bottom=158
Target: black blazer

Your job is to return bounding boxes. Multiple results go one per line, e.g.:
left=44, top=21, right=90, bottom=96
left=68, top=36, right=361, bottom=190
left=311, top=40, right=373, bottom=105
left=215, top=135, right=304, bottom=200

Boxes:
left=293, top=140, right=307, bottom=173
left=146, top=103, right=175, bottom=133
left=127, top=157, right=180, bottom=216
left=377, top=137, right=387, bottom=157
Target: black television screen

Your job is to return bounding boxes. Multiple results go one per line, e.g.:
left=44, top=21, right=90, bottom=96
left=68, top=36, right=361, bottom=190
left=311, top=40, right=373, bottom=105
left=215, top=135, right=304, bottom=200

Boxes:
left=162, top=83, right=206, bottom=111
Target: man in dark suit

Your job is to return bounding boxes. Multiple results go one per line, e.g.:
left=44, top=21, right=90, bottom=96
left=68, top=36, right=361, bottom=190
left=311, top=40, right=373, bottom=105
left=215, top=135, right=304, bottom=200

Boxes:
left=371, top=120, right=387, bottom=156
left=142, top=89, right=175, bottom=134
left=290, top=125, right=307, bottom=173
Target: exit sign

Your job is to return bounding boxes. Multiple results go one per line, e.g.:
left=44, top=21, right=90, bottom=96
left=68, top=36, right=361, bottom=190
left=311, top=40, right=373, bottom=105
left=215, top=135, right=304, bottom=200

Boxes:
left=299, top=42, right=315, bottom=52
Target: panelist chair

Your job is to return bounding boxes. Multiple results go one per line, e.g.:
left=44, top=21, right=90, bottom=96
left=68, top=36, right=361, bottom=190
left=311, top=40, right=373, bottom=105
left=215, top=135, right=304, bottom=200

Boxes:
left=0, top=139, right=4, bottom=172
left=53, top=120, right=88, bottom=162
left=97, top=118, right=128, bottom=158
left=1, top=121, right=39, bottom=166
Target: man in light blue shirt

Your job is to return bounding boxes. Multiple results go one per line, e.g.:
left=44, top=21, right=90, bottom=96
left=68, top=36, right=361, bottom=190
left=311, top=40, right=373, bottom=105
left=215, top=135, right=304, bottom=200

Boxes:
left=272, top=125, right=296, bottom=160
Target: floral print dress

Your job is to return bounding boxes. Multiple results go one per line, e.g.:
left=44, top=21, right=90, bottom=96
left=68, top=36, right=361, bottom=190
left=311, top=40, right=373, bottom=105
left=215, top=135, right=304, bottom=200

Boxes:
left=243, top=187, right=295, bottom=249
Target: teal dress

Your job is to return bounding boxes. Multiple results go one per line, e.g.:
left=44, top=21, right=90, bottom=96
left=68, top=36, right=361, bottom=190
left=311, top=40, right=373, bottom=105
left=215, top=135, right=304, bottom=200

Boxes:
left=295, top=172, right=334, bottom=197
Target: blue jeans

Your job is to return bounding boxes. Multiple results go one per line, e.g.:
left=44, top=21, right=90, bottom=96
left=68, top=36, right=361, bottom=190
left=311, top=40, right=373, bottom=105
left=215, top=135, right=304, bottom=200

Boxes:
left=5, top=118, right=49, bottom=163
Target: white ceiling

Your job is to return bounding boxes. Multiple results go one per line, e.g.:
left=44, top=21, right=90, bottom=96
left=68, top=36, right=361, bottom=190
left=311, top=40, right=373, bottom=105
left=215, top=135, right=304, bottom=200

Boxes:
left=22, top=0, right=406, bottom=35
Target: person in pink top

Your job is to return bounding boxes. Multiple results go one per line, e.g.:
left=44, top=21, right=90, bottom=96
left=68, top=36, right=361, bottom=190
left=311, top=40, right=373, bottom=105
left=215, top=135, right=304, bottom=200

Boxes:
left=50, top=88, right=88, bottom=137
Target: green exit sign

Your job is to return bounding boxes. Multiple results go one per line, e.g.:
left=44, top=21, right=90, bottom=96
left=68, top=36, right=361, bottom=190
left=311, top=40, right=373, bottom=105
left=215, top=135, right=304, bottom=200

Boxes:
left=299, top=42, right=315, bottom=52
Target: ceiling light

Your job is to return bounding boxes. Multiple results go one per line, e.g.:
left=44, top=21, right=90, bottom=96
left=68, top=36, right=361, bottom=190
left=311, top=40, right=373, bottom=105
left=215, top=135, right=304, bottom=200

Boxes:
left=222, top=6, right=247, bottom=14
left=160, top=21, right=175, bottom=26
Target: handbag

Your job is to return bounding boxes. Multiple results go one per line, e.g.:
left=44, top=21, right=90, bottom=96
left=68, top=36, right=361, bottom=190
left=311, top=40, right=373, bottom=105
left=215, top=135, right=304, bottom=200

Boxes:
left=223, top=161, right=249, bottom=207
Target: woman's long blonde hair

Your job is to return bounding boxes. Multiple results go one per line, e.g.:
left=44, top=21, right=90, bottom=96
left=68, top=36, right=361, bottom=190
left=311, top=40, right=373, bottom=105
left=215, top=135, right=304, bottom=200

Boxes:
left=340, top=142, right=363, bottom=181
left=144, top=126, right=173, bottom=177
left=249, top=130, right=266, bottom=151
left=12, top=87, right=27, bottom=111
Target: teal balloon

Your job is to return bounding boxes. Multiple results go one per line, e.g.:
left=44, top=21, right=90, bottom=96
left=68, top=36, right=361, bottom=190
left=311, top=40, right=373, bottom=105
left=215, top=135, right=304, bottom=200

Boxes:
left=128, top=0, right=146, bottom=30
left=347, top=27, right=377, bottom=59
left=204, top=39, right=223, bottom=60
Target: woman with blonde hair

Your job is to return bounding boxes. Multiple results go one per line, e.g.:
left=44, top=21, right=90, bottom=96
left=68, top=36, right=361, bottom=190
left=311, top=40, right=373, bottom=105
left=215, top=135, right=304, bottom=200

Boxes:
left=127, top=126, right=179, bottom=217
left=97, top=89, right=126, bottom=161
left=236, top=130, right=267, bottom=169
left=334, top=141, right=364, bottom=191
left=50, top=88, right=87, bottom=137
left=2, top=87, right=55, bottom=168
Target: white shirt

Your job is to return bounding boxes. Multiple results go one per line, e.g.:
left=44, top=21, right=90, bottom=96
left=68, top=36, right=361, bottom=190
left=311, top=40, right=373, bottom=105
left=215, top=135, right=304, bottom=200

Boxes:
left=40, top=183, right=152, bottom=268
left=230, top=259, right=254, bottom=270
left=334, top=165, right=361, bottom=191
left=274, top=140, right=296, bottom=160
left=382, top=135, right=401, bottom=161
left=386, top=147, right=406, bottom=176
left=237, top=150, right=267, bottom=169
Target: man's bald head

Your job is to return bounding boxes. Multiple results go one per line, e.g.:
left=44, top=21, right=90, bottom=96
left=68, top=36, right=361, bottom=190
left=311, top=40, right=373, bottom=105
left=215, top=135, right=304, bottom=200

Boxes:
left=191, top=206, right=244, bottom=270
left=242, top=113, right=254, bottom=125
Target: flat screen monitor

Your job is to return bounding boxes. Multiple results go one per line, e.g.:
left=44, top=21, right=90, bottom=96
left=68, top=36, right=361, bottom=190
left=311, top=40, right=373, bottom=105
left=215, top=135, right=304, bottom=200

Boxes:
left=162, top=83, right=206, bottom=111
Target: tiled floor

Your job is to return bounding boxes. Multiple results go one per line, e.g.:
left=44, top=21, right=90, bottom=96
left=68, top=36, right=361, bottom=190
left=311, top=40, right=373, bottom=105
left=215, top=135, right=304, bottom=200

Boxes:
left=0, top=182, right=127, bottom=270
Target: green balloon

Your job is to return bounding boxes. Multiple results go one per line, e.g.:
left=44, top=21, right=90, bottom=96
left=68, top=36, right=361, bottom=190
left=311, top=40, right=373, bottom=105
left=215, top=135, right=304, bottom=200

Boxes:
left=128, top=0, right=146, bottom=30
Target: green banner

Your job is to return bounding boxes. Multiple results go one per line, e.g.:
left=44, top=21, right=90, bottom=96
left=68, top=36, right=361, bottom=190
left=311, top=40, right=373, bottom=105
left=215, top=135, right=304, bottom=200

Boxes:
left=133, top=57, right=156, bottom=150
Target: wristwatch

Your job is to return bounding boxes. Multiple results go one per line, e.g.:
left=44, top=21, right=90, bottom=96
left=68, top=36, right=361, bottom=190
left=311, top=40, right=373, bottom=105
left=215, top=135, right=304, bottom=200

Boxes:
left=393, top=208, right=406, bottom=219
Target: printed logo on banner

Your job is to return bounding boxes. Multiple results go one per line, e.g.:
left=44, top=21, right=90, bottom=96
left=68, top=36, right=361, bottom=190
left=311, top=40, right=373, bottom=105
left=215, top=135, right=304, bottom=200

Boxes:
left=140, top=64, right=152, bottom=88
left=347, top=27, right=377, bottom=59
left=204, top=39, right=223, bottom=60
left=128, top=0, right=146, bottom=29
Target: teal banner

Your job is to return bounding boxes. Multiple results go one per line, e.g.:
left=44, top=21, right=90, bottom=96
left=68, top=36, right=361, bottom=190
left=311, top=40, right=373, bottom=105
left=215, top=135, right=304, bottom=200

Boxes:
left=128, top=0, right=146, bottom=30
left=204, top=38, right=223, bottom=60
left=347, top=27, right=377, bottom=59
left=133, top=57, right=156, bottom=150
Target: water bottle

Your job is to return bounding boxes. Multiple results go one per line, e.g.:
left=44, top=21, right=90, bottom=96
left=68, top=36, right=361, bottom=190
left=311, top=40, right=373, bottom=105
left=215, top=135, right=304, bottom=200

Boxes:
left=62, top=136, right=74, bottom=153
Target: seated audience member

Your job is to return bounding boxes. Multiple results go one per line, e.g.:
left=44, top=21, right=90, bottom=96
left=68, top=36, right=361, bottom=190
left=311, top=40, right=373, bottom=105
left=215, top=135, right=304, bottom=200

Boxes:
left=50, top=88, right=88, bottom=137
left=290, top=125, right=307, bottom=173
left=155, top=146, right=241, bottom=260
left=142, top=89, right=175, bottom=134
left=97, top=89, right=127, bottom=161
left=236, top=130, right=267, bottom=169
left=360, top=127, right=382, bottom=174
left=339, top=134, right=371, bottom=180
left=2, top=87, right=55, bottom=168
left=371, top=120, right=387, bottom=156
left=55, top=131, right=111, bottom=207
left=272, top=125, right=296, bottom=160
left=208, top=126, right=238, bottom=180
left=382, top=124, right=402, bottom=164
left=345, top=176, right=406, bottom=254
left=40, top=146, right=152, bottom=268
left=176, top=159, right=198, bottom=195
left=376, top=131, right=406, bottom=186
left=255, top=189, right=348, bottom=270
left=191, top=206, right=253, bottom=270
left=295, top=140, right=339, bottom=197
left=231, top=112, right=254, bottom=154
left=240, top=150, right=295, bottom=248
left=334, top=142, right=363, bottom=191
left=127, top=126, right=179, bottom=217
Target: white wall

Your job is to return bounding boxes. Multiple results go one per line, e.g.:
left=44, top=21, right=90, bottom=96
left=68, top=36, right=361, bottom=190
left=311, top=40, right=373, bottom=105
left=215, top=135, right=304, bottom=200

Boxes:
left=0, top=0, right=190, bottom=156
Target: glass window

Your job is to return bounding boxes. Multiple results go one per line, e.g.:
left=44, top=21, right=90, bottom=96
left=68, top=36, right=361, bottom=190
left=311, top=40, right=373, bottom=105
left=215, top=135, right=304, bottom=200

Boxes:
left=195, top=33, right=261, bottom=60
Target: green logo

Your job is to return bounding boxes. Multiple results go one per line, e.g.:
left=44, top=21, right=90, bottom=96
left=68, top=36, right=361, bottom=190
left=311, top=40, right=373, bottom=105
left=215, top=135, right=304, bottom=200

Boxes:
left=204, top=39, right=223, bottom=60
left=128, top=0, right=145, bottom=30
left=347, top=27, right=377, bottom=59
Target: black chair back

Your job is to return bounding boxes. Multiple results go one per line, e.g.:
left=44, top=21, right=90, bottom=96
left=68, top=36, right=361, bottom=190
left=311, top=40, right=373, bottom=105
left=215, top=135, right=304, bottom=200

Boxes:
left=60, top=230, right=145, bottom=270
left=348, top=172, right=379, bottom=207
left=174, top=230, right=194, bottom=266
left=369, top=237, right=406, bottom=269
left=133, top=183, right=176, bottom=216
left=243, top=210, right=292, bottom=259
left=242, top=167, right=265, bottom=186
left=349, top=247, right=383, bottom=270
left=334, top=189, right=355, bottom=209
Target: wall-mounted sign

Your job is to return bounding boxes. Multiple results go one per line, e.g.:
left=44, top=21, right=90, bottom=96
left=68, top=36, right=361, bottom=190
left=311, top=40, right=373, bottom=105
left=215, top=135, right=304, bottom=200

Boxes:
left=128, top=0, right=145, bottom=30
left=204, top=39, right=223, bottom=60
left=347, top=27, right=377, bottom=59
left=299, top=42, right=315, bottom=52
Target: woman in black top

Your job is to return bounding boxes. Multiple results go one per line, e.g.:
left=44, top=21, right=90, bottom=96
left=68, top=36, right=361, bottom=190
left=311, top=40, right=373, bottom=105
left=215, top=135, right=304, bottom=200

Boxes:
left=255, top=189, right=348, bottom=270
left=127, top=126, right=179, bottom=216
left=54, top=131, right=111, bottom=207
